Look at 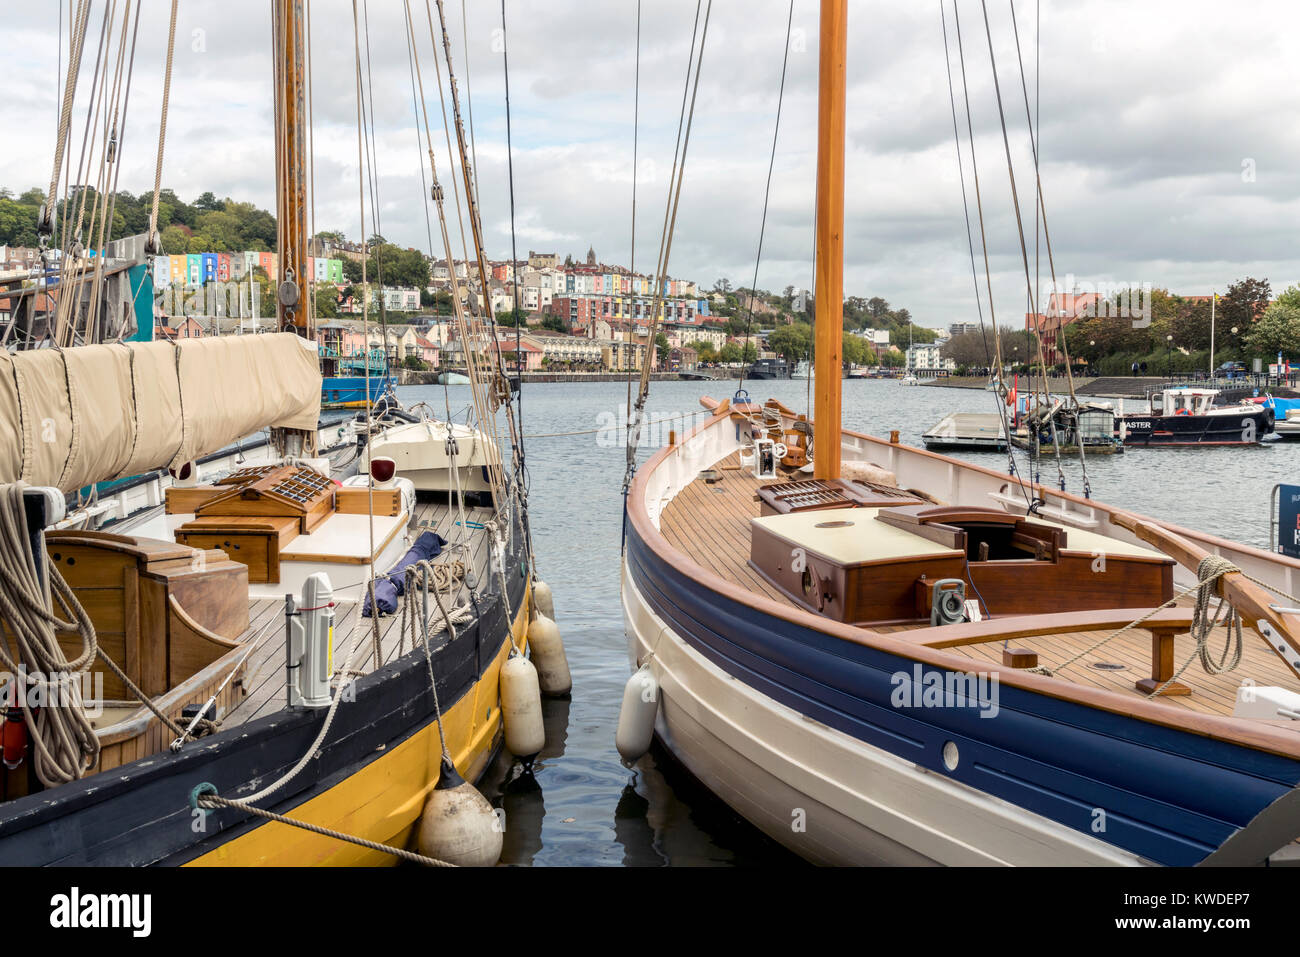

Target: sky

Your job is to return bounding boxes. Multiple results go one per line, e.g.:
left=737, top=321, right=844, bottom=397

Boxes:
left=4, top=0, right=1299, bottom=331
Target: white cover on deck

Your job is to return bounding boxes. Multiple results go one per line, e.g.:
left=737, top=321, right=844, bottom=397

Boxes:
left=0, top=333, right=321, bottom=493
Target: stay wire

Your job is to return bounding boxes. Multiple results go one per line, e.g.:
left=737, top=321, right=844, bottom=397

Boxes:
left=738, top=0, right=795, bottom=396
left=952, top=1, right=1031, bottom=509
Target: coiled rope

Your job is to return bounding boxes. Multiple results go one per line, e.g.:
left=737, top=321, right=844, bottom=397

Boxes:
left=1026, top=555, right=1285, bottom=697
left=397, top=559, right=471, bottom=657
left=0, top=484, right=99, bottom=785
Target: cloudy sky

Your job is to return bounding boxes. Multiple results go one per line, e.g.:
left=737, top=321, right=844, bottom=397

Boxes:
left=5, top=1, right=1299, bottom=330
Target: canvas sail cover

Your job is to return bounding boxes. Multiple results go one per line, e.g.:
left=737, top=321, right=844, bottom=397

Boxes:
left=0, top=333, right=321, bottom=493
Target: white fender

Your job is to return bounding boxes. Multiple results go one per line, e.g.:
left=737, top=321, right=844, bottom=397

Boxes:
left=527, top=614, right=572, bottom=697
left=615, top=663, right=659, bottom=764
left=418, top=756, right=503, bottom=866
left=500, top=654, right=545, bottom=758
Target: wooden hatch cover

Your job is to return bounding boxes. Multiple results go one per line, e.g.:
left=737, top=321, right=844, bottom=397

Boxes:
left=174, top=465, right=336, bottom=583
left=195, top=464, right=335, bottom=534
left=756, top=478, right=924, bottom=516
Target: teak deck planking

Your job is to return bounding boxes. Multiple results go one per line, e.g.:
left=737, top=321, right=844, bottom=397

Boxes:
left=214, top=497, right=493, bottom=729
left=658, top=450, right=1300, bottom=721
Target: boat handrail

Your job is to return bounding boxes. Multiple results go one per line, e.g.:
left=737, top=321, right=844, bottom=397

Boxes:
left=891, top=606, right=1195, bottom=650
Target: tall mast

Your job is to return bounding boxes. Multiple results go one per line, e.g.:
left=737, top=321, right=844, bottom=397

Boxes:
left=813, top=0, right=846, bottom=480
left=273, top=0, right=310, bottom=337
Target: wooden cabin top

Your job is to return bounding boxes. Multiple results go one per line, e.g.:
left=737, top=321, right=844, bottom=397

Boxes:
left=753, top=509, right=962, bottom=565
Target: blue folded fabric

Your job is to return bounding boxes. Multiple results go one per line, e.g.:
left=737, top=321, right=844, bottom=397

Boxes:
left=362, top=531, right=447, bottom=617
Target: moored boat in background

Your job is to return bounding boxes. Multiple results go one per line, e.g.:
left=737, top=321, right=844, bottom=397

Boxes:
left=1119, top=387, right=1273, bottom=446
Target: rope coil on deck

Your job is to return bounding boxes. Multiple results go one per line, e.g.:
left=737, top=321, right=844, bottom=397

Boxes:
left=1026, top=556, right=1277, bottom=696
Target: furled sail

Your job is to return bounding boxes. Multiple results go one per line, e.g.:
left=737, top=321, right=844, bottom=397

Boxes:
left=0, top=333, right=321, bottom=493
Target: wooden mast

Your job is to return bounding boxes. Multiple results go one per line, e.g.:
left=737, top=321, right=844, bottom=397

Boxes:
left=273, top=0, right=310, bottom=337
left=813, top=0, right=846, bottom=480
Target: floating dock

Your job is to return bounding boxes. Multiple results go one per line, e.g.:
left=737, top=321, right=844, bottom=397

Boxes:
left=921, top=412, right=1007, bottom=451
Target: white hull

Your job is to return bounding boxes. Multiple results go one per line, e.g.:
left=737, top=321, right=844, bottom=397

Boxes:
left=621, top=563, right=1144, bottom=866
left=361, top=419, right=499, bottom=494
left=621, top=401, right=1300, bottom=866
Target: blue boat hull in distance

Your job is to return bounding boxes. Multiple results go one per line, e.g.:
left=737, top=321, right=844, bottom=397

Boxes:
left=322, top=374, right=394, bottom=408
left=1120, top=407, right=1273, bottom=446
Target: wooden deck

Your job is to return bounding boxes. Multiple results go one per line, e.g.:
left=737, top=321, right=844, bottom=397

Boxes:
left=658, top=450, right=1300, bottom=721
left=219, top=496, right=495, bottom=729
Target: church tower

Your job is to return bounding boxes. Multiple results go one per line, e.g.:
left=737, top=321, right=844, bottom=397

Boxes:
left=586, top=245, right=596, bottom=266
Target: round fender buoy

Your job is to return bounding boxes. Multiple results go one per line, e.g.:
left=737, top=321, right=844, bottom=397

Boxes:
left=532, top=579, right=556, bottom=620
left=527, top=614, right=572, bottom=698
left=500, top=654, right=545, bottom=758
left=417, top=755, right=503, bottom=867
left=615, top=663, right=659, bottom=765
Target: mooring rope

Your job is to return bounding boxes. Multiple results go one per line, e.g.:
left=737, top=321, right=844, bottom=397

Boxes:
left=194, top=790, right=455, bottom=867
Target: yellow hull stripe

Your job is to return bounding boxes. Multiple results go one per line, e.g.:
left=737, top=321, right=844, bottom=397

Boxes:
left=185, top=591, right=530, bottom=866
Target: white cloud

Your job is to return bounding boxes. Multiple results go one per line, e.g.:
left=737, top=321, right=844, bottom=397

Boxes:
left=3, top=0, right=1298, bottom=327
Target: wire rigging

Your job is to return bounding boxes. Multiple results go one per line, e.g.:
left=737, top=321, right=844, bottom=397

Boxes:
left=939, top=0, right=1025, bottom=503
left=737, top=0, right=795, bottom=397
left=623, top=0, right=711, bottom=497
left=951, top=1, right=1032, bottom=510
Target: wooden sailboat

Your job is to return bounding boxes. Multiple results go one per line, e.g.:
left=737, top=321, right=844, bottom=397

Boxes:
left=0, top=0, right=544, bottom=866
left=620, top=0, right=1300, bottom=866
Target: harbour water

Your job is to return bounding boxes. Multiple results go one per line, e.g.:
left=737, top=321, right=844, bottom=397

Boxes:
left=399, top=378, right=1297, bottom=866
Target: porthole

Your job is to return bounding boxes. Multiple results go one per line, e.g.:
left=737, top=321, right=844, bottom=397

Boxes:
left=942, top=741, right=959, bottom=771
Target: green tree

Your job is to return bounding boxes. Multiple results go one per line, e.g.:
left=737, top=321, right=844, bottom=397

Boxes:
left=1245, top=303, right=1300, bottom=359
left=366, top=243, right=429, bottom=289
left=160, top=223, right=193, bottom=254
left=767, top=321, right=812, bottom=361
left=687, top=339, right=717, bottom=363
left=541, top=313, right=567, bottom=333
left=1218, top=277, right=1271, bottom=333
left=312, top=283, right=339, bottom=319
left=1274, top=284, right=1300, bottom=311
left=655, top=332, right=670, bottom=364
left=841, top=331, right=870, bottom=366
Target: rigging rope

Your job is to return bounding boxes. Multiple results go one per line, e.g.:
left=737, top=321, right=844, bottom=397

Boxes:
left=1008, top=0, right=1091, bottom=497
left=978, top=0, right=1064, bottom=492
left=145, top=3, right=176, bottom=259
left=623, top=0, right=711, bottom=496
left=1025, top=556, right=1263, bottom=698
left=950, top=1, right=1031, bottom=510
left=0, top=485, right=99, bottom=786
left=737, top=0, right=794, bottom=397
left=625, top=0, right=642, bottom=428
left=501, top=0, right=525, bottom=459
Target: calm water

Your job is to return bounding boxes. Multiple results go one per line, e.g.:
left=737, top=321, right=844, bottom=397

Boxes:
left=397, top=378, right=1299, bottom=866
